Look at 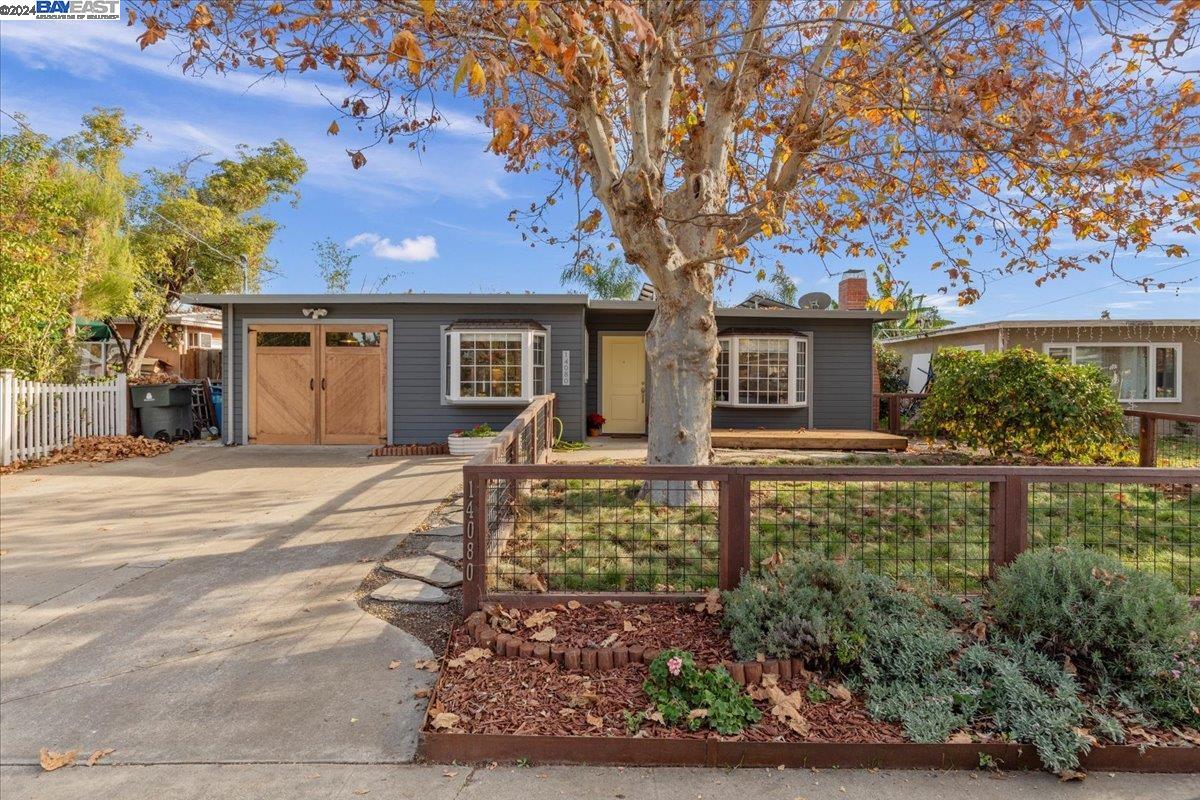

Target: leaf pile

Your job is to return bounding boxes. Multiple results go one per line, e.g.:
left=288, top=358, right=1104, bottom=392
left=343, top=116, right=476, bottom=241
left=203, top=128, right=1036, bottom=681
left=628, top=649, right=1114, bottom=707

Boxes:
left=1, top=436, right=172, bottom=474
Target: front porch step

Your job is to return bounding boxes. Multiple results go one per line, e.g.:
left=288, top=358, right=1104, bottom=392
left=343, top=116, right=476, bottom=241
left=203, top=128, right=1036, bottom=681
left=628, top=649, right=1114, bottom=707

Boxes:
left=381, top=555, right=463, bottom=588
left=413, top=525, right=462, bottom=538
left=369, top=578, right=449, bottom=604
left=426, top=540, right=463, bottom=563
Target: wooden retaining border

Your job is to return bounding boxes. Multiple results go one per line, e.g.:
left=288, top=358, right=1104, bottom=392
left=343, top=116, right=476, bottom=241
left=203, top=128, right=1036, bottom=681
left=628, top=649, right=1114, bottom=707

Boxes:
left=465, top=610, right=789, bottom=685
left=418, top=731, right=1199, bottom=772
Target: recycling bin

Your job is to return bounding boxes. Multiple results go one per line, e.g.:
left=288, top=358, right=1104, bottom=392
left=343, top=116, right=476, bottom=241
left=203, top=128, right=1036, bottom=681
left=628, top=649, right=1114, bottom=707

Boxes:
left=130, top=384, right=194, bottom=442
left=210, top=384, right=223, bottom=434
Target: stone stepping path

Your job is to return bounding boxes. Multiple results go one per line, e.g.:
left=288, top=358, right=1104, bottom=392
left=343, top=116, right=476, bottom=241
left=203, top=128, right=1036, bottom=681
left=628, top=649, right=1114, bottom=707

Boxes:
left=381, top=555, right=463, bottom=588
left=369, top=578, right=449, bottom=604
left=426, top=540, right=462, bottom=563
left=413, top=524, right=461, bottom=538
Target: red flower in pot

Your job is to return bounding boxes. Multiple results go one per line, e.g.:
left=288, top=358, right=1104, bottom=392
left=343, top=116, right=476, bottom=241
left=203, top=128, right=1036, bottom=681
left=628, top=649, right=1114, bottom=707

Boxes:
left=587, top=413, right=605, bottom=437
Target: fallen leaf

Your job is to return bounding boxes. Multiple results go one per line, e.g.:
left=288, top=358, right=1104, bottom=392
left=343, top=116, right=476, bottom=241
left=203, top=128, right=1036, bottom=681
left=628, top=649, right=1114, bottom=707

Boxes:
left=414, top=659, right=439, bottom=672
left=687, top=708, right=709, bottom=720
left=566, top=600, right=581, bottom=610
left=827, top=683, right=853, bottom=702
left=448, top=647, right=493, bottom=668
left=388, top=660, right=403, bottom=670
left=430, top=712, right=461, bottom=730
left=523, top=610, right=557, bottom=629
left=602, top=600, right=623, bottom=608
left=529, top=626, right=556, bottom=642
left=517, top=572, right=547, bottom=592
left=85, top=749, right=115, bottom=766
left=766, top=684, right=810, bottom=735
left=1058, top=769, right=1087, bottom=782
left=354, top=789, right=369, bottom=796
left=586, top=713, right=604, bottom=728
left=413, top=688, right=431, bottom=698
left=947, top=732, right=973, bottom=744
left=1063, top=655, right=1077, bottom=675
left=622, top=620, right=638, bottom=632
left=972, top=621, right=987, bottom=641
left=645, top=709, right=666, bottom=724
left=39, top=748, right=77, bottom=772
left=694, top=588, right=722, bottom=615
left=599, top=632, right=619, bottom=647
left=443, top=771, right=458, bottom=778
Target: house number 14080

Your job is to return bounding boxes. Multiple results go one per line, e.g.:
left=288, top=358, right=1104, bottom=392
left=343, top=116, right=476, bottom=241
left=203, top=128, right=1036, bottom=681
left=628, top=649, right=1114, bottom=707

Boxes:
left=561, top=351, right=570, bottom=386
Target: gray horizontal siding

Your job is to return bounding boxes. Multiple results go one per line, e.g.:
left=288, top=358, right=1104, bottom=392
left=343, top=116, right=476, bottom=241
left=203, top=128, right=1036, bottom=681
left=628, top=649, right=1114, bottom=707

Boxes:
left=584, top=312, right=874, bottom=431
left=229, top=302, right=586, bottom=444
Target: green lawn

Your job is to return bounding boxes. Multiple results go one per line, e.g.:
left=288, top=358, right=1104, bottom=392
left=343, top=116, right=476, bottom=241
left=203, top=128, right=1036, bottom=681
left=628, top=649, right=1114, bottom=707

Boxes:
left=1158, top=435, right=1200, bottom=468
left=490, top=478, right=1198, bottom=594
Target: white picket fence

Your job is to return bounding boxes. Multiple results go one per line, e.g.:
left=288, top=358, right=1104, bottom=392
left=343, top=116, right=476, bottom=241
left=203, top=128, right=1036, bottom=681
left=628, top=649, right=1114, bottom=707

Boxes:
left=0, top=369, right=128, bottom=466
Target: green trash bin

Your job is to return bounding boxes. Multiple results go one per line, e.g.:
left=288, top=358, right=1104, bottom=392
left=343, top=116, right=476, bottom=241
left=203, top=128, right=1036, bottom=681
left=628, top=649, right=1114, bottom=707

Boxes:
left=130, top=384, right=195, bottom=442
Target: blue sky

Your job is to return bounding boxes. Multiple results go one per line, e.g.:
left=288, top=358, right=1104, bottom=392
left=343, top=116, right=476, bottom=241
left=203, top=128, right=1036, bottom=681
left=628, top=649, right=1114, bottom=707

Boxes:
left=2, top=18, right=1197, bottom=323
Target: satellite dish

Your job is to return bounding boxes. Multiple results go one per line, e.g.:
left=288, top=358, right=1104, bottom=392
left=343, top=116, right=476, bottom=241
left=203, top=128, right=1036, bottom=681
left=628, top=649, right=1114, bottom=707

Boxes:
left=797, top=291, right=833, bottom=310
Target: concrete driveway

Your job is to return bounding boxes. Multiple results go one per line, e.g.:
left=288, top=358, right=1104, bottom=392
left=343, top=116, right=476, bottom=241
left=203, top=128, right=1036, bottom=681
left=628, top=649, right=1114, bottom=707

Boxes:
left=0, top=445, right=462, bottom=772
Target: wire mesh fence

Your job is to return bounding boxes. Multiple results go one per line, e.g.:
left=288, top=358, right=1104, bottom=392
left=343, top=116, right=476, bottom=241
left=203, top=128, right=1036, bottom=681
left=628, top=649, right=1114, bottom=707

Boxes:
left=1151, top=417, right=1200, bottom=468
left=1029, top=480, right=1199, bottom=594
left=465, top=465, right=1199, bottom=608
left=749, top=479, right=992, bottom=593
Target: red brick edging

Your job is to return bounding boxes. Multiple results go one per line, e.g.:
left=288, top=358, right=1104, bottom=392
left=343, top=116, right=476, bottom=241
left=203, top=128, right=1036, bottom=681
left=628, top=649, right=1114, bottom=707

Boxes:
left=371, top=442, right=450, bottom=456
left=464, top=611, right=797, bottom=686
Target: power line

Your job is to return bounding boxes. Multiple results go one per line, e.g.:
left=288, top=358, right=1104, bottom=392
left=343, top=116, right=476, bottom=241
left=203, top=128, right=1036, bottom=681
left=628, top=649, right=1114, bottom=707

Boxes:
left=1000, top=257, right=1200, bottom=318
left=0, top=108, right=244, bottom=267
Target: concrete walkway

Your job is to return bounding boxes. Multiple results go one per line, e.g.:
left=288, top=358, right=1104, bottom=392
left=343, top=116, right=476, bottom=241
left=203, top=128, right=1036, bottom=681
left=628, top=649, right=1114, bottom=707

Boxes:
left=1, top=763, right=1193, bottom=799
left=0, top=446, right=462, bottom=770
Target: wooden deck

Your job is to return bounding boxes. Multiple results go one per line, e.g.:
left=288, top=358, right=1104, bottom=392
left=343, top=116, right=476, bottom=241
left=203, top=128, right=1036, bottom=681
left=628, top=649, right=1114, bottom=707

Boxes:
left=711, top=428, right=908, bottom=451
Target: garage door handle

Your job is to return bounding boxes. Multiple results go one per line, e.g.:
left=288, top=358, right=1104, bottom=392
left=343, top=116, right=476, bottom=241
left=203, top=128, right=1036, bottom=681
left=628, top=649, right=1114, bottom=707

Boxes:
left=309, top=378, right=314, bottom=390
left=321, top=378, right=326, bottom=390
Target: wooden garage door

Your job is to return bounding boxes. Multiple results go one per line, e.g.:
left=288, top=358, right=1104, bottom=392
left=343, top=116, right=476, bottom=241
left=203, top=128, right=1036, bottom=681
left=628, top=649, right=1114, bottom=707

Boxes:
left=249, top=324, right=388, bottom=444
left=320, top=327, right=388, bottom=444
left=249, top=325, right=318, bottom=444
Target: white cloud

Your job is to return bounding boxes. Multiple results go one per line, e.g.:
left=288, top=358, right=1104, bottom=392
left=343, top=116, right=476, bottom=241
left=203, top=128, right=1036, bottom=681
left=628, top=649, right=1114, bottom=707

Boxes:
left=347, top=232, right=439, bottom=262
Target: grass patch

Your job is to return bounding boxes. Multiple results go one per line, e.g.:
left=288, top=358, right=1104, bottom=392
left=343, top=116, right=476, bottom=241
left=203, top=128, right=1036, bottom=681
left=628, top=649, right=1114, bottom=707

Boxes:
left=490, top=478, right=1198, bottom=594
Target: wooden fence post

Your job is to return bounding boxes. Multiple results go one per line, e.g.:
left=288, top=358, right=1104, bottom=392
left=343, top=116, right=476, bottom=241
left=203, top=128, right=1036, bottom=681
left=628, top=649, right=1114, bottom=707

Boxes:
left=463, top=470, right=489, bottom=612
left=888, top=395, right=900, bottom=435
left=719, top=472, right=751, bottom=590
left=115, top=373, right=128, bottom=437
left=988, top=475, right=1030, bottom=578
left=1138, top=413, right=1157, bottom=467
left=1, top=369, right=13, bottom=466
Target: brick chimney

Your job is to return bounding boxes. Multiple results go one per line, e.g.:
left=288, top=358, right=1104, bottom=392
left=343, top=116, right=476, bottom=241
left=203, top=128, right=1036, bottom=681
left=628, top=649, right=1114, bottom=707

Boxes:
left=838, top=269, right=868, bottom=310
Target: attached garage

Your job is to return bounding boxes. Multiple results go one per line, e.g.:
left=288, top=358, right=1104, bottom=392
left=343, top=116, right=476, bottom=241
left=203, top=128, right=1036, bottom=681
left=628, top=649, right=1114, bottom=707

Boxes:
left=247, top=322, right=390, bottom=445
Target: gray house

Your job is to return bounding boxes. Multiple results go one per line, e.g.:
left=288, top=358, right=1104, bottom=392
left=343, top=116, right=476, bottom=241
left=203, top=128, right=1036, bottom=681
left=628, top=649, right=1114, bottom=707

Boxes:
left=186, top=271, right=896, bottom=446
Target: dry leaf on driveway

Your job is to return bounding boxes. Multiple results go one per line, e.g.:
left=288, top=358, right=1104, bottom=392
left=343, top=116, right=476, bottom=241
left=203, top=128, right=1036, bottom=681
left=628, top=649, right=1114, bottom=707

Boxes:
left=414, top=659, right=439, bottom=671
left=39, top=748, right=77, bottom=771
left=387, top=660, right=403, bottom=670
left=447, top=647, right=493, bottom=668
left=85, top=749, right=115, bottom=766
left=529, top=626, right=557, bottom=642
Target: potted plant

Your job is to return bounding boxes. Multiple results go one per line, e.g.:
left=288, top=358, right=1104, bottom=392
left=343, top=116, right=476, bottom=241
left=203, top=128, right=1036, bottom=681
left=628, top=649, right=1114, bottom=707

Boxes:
left=587, top=413, right=605, bottom=437
left=447, top=423, right=497, bottom=455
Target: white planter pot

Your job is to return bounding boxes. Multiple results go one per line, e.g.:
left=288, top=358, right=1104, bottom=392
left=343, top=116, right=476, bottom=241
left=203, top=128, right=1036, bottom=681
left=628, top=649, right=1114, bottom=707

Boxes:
left=448, top=435, right=498, bottom=456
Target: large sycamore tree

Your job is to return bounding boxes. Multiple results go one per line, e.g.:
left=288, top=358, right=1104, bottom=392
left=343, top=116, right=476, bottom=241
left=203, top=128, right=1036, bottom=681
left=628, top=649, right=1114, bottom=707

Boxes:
left=132, top=1, right=1198, bottom=468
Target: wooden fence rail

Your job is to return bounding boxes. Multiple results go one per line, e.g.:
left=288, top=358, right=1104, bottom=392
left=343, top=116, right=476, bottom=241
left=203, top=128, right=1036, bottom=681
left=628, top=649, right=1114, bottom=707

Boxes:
left=461, top=463, right=1198, bottom=611
left=0, top=369, right=128, bottom=466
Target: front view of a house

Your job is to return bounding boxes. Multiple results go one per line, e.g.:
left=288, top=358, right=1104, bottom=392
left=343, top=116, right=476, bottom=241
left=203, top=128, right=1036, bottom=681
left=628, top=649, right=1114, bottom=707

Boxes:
left=186, top=271, right=899, bottom=446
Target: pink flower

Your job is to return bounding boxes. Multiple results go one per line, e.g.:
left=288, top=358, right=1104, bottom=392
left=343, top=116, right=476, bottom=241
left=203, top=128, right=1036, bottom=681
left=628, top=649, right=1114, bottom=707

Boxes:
left=667, top=656, right=683, bottom=677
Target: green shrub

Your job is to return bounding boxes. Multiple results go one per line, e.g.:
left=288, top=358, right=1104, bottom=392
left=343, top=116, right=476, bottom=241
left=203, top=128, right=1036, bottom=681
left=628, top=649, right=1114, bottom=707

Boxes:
left=992, top=548, right=1199, bottom=728
left=917, top=347, right=1130, bottom=462
left=721, top=556, right=870, bottom=665
left=874, top=342, right=906, bottom=393
left=455, top=423, right=495, bottom=438
left=641, top=649, right=760, bottom=735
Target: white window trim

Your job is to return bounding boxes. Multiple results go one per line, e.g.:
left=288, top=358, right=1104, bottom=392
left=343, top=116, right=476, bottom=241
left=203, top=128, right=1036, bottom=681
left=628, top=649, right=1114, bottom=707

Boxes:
left=714, top=334, right=809, bottom=408
left=1042, top=341, right=1183, bottom=403
left=441, top=327, right=549, bottom=405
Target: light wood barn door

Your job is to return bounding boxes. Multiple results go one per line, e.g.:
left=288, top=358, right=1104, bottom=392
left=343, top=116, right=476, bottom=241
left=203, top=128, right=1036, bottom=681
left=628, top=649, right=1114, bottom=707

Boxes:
left=319, top=327, right=387, bottom=444
left=249, top=325, right=318, bottom=444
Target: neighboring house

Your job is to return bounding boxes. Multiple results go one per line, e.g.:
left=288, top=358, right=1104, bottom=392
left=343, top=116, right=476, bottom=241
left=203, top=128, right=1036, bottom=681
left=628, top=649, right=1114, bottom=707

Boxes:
left=186, top=270, right=901, bottom=446
left=879, top=319, right=1200, bottom=415
left=77, top=308, right=224, bottom=379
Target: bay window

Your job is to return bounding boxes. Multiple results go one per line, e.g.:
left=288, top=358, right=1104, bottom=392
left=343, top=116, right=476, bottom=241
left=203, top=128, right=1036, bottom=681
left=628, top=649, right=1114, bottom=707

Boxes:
left=1043, top=343, right=1182, bottom=402
left=442, top=323, right=548, bottom=404
left=714, top=334, right=808, bottom=407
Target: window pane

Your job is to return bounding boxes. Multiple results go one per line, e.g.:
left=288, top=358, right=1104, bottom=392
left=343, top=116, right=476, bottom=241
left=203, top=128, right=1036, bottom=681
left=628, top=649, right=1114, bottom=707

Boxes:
left=714, top=339, right=730, bottom=402
left=457, top=332, right=524, bottom=398
left=1155, top=347, right=1177, bottom=399
left=1074, top=346, right=1148, bottom=400
left=532, top=334, right=546, bottom=395
left=325, top=331, right=380, bottom=347
left=256, top=331, right=310, bottom=347
left=1047, top=346, right=1072, bottom=362
left=737, top=337, right=790, bottom=405
left=794, top=338, right=807, bottom=404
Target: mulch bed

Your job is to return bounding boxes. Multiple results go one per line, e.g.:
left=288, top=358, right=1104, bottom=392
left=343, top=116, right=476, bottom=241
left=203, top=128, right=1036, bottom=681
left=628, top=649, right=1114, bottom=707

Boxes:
left=486, top=600, right=736, bottom=664
left=429, top=624, right=904, bottom=743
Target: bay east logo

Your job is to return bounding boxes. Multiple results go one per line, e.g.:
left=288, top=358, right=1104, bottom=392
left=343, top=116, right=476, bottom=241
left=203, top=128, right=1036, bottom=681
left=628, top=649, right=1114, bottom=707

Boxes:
left=0, top=0, right=120, bottom=20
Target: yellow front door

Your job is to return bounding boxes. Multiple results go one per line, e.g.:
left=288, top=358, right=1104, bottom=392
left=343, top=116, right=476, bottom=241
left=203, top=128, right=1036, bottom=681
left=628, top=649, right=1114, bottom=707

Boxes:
left=601, top=335, right=646, bottom=434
